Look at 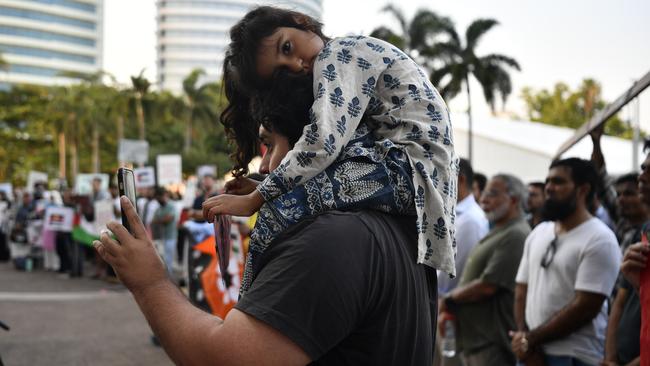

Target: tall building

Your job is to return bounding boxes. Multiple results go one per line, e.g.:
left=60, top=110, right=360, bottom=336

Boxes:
left=157, top=0, right=322, bottom=94
left=0, top=0, right=103, bottom=86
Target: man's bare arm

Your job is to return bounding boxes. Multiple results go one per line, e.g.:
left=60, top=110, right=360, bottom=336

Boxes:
left=604, top=287, right=628, bottom=361
left=527, top=290, right=606, bottom=348
left=514, top=283, right=528, bottom=331
left=95, top=196, right=310, bottom=366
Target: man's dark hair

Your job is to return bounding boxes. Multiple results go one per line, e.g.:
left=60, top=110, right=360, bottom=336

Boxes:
left=615, top=172, right=639, bottom=186
left=474, top=172, right=487, bottom=193
left=458, top=158, right=474, bottom=189
left=250, top=73, right=314, bottom=147
left=154, top=187, right=168, bottom=198
left=528, top=181, right=545, bottom=191
left=549, top=158, right=598, bottom=205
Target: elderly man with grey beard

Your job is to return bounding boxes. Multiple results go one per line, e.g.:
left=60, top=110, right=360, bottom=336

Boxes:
left=438, top=174, right=531, bottom=366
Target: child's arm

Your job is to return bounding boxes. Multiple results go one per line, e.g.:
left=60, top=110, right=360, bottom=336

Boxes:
left=256, top=39, right=387, bottom=202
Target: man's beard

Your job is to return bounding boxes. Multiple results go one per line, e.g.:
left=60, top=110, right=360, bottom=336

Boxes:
left=485, top=200, right=510, bottom=223
left=542, top=193, right=577, bottom=221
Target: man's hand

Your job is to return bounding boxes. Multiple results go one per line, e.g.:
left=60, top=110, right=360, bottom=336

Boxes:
left=224, top=177, right=261, bottom=196
left=621, top=242, right=649, bottom=291
left=202, top=190, right=264, bottom=222
left=93, top=196, right=168, bottom=295
left=509, top=330, right=532, bottom=361
left=600, top=361, right=618, bottom=366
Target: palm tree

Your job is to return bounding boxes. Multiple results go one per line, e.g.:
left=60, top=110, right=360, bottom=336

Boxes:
left=429, top=19, right=520, bottom=163
left=370, top=5, right=453, bottom=66
left=182, top=69, right=219, bottom=152
left=130, top=69, right=151, bottom=141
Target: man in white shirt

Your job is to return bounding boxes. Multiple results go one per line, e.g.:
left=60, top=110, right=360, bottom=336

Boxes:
left=438, top=158, right=489, bottom=296
left=511, top=158, right=621, bottom=366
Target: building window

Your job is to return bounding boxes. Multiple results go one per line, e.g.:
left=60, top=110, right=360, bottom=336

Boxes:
left=24, top=0, right=96, bottom=13
left=0, top=25, right=95, bottom=47
left=0, top=44, right=95, bottom=64
left=0, top=6, right=96, bottom=30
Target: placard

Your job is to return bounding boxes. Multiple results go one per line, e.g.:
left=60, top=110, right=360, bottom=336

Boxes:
left=118, top=139, right=149, bottom=164
left=74, top=174, right=109, bottom=195
left=43, top=206, right=75, bottom=232
left=27, top=171, right=48, bottom=192
left=157, top=154, right=182, bottom=186
left=0, top=183, right=13, bottom=200
left=197, top=165, right=217, bottom=179
left=134, top=167, right=156, bottom=188
left=93, top=200, right=115, bottom=234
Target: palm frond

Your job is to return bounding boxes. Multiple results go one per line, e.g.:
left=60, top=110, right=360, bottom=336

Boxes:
left=480, top=53, right=521, bottom=71
left=381, top=4, right=409, bottom=38
left=409, top=10, right=457, bottom=50
left=369, top=26, right=406, bottom=51
left=465, top=19, right=499, bottom=51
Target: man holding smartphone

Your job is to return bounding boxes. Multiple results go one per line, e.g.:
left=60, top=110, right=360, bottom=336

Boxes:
left=94, top=197, right=437, bottom=365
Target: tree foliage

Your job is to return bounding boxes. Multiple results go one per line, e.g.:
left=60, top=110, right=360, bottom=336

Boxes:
left=0, top=75, right=233, bottom=186
left=521, top=79, right=638, bottom=139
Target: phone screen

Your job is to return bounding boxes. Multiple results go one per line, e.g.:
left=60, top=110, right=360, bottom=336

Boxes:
left=118, top=168, right=137, bottom=233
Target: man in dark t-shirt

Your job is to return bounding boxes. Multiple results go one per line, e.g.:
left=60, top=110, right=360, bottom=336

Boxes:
left=236, top=210, right=437, bottom=365
left=94, top=202, right=437, bottom=365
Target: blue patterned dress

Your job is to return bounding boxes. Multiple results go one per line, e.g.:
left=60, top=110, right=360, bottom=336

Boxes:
left=256, top=36, right=459, bottom=278
left=241, top=121, right=415, bottom=294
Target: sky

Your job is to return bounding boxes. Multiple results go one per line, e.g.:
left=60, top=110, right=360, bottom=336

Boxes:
left=103, top=0, right=650, bottom=130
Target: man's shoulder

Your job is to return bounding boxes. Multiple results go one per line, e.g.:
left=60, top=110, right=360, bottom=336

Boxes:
left=578, top=217, right=618, bottom=245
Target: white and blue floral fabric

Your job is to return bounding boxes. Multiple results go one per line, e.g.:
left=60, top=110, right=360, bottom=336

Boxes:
left=257, top=36, right=459, bottom=277
left=241, top=122, right=415, bottom=294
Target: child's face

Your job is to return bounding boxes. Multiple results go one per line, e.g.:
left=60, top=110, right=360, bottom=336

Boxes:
left=258, top=125, right=291, bottom=174
left=256, top=27, right=324, bottom=80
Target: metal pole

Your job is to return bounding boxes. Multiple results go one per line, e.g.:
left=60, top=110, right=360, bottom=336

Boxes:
left=632, top=97, right=640, bottom=171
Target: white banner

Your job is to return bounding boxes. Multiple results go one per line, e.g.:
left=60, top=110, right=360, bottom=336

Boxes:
left=27, top=171, right=48, bottom=192
left=43, top=206, right=75, bottom=232
left=134, top=167, right=156, bottom=188
left=157, top=154, right=183, bottom=186
left=93, top=200, right=115, bottom=234
left=118, top=139, right=149, bottom=164
left=0, top=183, right=13, bottom=200
left=197, top=165, right=217, bottom=179
left=74, top=174, right=109, bottom=195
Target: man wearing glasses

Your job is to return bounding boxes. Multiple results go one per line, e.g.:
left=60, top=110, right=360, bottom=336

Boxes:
left=510, top=158, right=621, bottom=366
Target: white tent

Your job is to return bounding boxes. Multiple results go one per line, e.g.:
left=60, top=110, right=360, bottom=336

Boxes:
left=450, top=113, right=644, bottom=182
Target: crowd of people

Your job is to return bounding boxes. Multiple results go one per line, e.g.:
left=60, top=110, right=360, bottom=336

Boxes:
left=434, top=132, right=644, bottom=366
left=0, top=174, right=252, bottom=287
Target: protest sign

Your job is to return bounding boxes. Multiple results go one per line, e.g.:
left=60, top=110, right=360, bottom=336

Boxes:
left=0, top=183, right=13, bottom=200
left=134, top=167, right=156, bottom=188
left=197, top=165, right=217, bottom=179
left=93, top=200, right=115, bottom=234
left=157, top=154, right=182, bottom=186
left=43, top=206, right=74, bottom=232
left=74, top=174, right=109, bottom=195
left=118, top=139, right=149, bottom=164
left=27, top=171, right=48, bottom=192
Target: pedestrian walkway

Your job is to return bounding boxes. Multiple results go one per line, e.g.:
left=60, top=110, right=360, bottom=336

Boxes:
left=0, top=262, right=173, bottom=366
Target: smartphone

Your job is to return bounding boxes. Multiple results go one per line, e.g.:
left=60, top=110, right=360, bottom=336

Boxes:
left=117, top=168, right=137, bottom=234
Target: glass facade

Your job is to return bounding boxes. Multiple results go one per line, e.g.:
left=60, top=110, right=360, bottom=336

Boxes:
left=0, top=6, right=95, bottom=30
left=0, top=25, right=95, bottom=47
left=157, top=0, right=323, bottom=94
left=0, top=1, right=102, bottom=85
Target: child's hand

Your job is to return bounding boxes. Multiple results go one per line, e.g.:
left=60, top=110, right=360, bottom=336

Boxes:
left=202, top=190, right=264, bottom=221
left=224, top=177, right=260, bottom=195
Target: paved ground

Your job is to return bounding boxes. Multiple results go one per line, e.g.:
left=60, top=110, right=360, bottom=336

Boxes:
left=0, top=261, right=174, bottom=366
